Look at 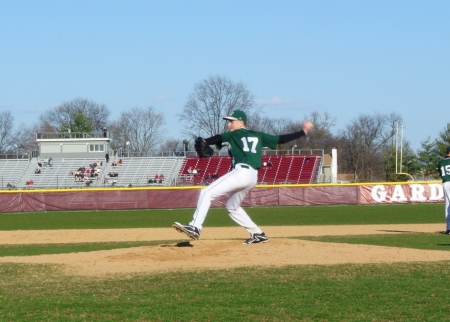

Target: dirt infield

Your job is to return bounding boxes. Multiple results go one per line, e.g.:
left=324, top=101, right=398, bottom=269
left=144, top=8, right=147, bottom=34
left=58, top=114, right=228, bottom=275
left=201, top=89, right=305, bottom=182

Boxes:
left=0, top=224, right=449, bottom=276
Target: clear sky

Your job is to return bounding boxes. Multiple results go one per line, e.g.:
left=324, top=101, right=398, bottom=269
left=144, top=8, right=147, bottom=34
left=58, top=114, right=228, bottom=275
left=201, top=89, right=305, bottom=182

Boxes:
left=1, top=0, right=449, bottom=151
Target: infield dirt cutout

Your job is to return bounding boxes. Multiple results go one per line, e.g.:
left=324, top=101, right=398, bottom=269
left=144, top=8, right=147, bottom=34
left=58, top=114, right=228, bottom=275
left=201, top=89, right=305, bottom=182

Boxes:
left=0, top=224, right=449, bottom=276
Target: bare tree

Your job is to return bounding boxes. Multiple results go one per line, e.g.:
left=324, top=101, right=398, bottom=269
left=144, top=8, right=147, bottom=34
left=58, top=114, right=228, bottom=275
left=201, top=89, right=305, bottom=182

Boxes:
left=0, top=111, right=28, bottom=157
left=179, top=75, right=255, bottom=139
left=158, top=138, right=184, bottom=156
left=339, top=113, right=402, bottom=182
left=109, top=106, right=165, bottom=155
left=39, top=98, right=110, bottom=133
left=280, top=111, right=337, bottom=151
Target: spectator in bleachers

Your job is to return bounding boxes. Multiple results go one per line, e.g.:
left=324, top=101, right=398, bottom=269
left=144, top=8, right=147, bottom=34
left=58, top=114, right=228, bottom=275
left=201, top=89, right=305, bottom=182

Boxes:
left=187, top=167, right=193, bottom=174
left=48, top=157, right=53, bottom=167
left=107, top=172, right=118, bottom=177
left=26, top=179, right=34, bottom=185
left=192, top=168, right=198, bottom=175
left=160, top=174, right=164, bottom=180
left=212, top=172, right=218, bottom=178
left=118, top=159, right=123, bottom=165
left=44, top=157, right=49, bottom=167
left=155, top=173, right=159, bottom=180
left=148, top=179, right=154, bottom=184
left=267, top=161, right=273, bottom=167
left=105, top=153, right=110, bottom=163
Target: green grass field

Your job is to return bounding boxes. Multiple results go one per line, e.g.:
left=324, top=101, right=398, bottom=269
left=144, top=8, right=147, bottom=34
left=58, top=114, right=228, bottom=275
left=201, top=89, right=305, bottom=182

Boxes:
left=0, top=203, right=449, bottom=321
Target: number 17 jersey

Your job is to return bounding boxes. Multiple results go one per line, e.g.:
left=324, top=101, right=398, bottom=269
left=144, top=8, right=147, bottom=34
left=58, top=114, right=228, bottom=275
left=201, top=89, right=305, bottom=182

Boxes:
left=220, top=128, right=279, bottom=170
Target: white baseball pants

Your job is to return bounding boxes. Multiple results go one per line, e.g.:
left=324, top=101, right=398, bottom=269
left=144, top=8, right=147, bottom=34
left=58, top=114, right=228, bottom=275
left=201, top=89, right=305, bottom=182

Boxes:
left=189, top=163, right=263, bottom=235
left=443, top=182, right=450, bottom=230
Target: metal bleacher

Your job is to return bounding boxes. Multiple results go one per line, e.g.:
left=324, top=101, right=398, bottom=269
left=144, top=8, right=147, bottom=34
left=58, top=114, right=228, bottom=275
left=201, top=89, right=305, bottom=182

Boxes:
left=106, top=157, right=184, bottom=187
left=0, top=159, right=30, bottom=189
left=19, top=157, right=108, bottom=189
left=1, top=154, right=322, bottom=189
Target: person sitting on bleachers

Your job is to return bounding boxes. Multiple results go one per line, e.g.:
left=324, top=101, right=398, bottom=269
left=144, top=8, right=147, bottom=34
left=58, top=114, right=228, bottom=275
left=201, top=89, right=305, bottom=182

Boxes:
left=26, top=179, right=34, bottom=185
left=148, top=179, right=154, bottom=184
left=104, top=178, right=117, bottom=185
left=35, top=167, right=41, bottom=174
left=118, top=159, right=123, bottom=165
left=212, top=172, right=218, bottom=178
left=187, top=167, right=193, bottom=174
left=267, top=161, right=273, bottom=167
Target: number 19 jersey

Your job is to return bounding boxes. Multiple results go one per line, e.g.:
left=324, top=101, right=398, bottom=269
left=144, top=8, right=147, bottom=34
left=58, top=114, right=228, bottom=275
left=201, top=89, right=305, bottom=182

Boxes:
left=438, top=157, right=450, bottom=183
left=220, top=128, right=279, bottom=170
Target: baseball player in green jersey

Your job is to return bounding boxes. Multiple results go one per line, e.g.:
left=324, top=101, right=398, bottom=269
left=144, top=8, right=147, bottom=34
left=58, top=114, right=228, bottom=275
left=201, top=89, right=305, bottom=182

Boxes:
left=173, top=110, right=313, bottom=244
left=438, top=146, right=450, bottom=234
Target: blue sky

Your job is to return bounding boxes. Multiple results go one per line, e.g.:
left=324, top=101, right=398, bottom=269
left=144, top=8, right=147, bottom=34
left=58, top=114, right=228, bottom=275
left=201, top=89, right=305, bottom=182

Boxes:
left=1, top=0, right=449, bottom=151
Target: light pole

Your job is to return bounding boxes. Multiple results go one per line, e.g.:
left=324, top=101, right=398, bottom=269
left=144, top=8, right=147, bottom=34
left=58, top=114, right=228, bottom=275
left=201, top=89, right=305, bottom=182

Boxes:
left=291, top=145, right=297, bottom=154
left=14, top=144, right=18, bottom=159
left=126, top=141, right=130, bottom=157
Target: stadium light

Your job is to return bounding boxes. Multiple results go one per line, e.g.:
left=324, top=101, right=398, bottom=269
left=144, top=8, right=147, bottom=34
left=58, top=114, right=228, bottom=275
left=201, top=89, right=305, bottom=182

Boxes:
left=292, top=145, right=297, bottom=154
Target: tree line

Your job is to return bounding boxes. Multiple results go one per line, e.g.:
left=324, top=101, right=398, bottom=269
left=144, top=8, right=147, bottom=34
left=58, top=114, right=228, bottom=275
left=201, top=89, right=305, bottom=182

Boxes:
left=1, top=75, right=448, bottom=182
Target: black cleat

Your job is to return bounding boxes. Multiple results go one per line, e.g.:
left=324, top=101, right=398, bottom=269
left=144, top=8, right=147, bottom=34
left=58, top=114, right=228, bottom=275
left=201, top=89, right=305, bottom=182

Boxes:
left=173, top=222, right=200, bottom=240
left=242, top=232, right=269, bottom=244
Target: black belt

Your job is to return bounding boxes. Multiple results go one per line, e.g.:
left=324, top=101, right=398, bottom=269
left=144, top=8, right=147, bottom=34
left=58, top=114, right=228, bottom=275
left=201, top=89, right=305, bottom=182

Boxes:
left=241, top=165, right=249, bottom=169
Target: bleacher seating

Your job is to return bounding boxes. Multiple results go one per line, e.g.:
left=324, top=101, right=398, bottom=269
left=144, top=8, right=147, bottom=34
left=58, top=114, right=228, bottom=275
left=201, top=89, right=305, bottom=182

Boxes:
left=107, top=157, right=183, bottom=187
left=0, top=159, right=30, bottom=189
left=178, top=156, right=232, bottom=185
left=19, top=157, right=107, bottom=189
left=1, top=154, right=322, bottom=189
left=178, top=155, right=321, bottom=185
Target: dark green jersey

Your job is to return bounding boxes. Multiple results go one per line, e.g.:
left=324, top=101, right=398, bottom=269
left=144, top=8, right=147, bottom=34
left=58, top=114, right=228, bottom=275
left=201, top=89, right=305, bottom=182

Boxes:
left=438, top=156, right=450, bottom=182
left=220, top=128, right=279, bottom=169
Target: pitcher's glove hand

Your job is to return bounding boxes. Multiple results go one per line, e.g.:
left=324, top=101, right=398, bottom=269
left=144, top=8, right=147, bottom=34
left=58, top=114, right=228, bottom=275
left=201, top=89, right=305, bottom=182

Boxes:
left=195, top=137, right=214, bottom=158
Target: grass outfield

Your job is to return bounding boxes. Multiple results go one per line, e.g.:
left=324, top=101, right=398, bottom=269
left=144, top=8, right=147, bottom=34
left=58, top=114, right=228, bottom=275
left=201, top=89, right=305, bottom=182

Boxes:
left=0, top=203, right=449, bottom=321
left=0, top=203, right=443, bottom=230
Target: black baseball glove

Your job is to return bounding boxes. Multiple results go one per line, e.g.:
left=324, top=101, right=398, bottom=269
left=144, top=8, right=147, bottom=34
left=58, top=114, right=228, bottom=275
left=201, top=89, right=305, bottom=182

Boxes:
left=195, top=137, right=214, bottom=158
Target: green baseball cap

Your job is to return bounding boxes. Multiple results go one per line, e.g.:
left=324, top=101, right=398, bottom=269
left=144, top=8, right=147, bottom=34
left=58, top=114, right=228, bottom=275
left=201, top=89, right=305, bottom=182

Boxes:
left=446, top=146, right=450, bottom=153
left=223, top=110, right=247, bottom=123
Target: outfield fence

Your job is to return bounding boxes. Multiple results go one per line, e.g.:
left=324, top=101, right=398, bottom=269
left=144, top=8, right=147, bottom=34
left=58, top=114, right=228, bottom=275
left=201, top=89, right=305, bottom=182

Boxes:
left=0, top=181, right=443, bottom=213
